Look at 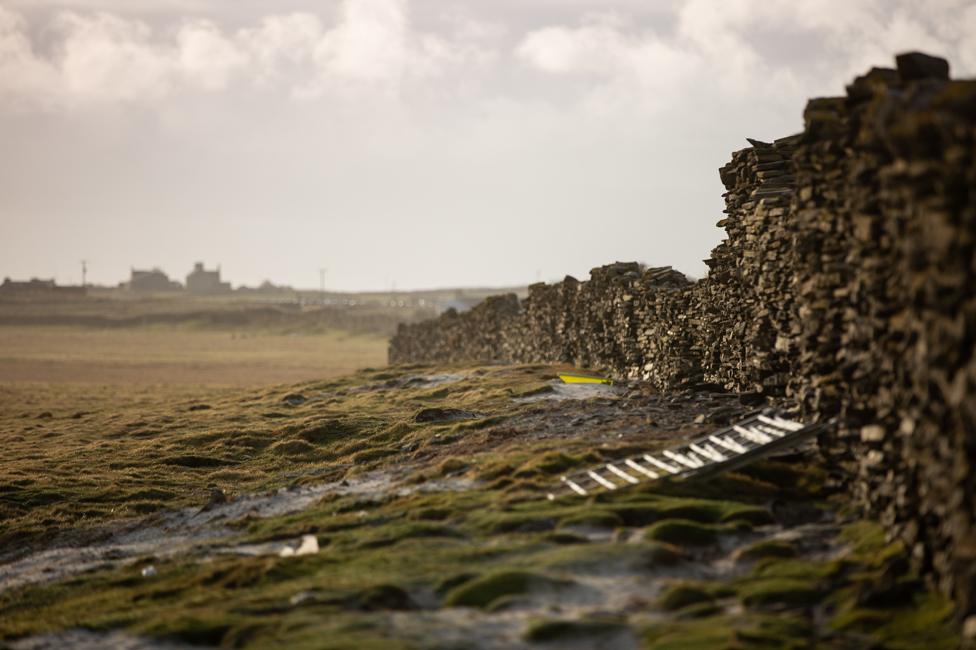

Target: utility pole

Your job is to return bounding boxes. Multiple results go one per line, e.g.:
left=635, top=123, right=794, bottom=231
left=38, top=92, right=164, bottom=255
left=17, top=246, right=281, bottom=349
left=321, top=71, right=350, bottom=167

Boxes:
left=81, top=260, right=88, bottom=287
left=319, top=268, right=327, bottom=304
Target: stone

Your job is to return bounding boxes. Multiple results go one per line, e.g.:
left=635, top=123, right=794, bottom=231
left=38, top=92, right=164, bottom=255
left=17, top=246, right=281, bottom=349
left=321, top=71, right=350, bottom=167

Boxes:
left=860, top=425, right=886, bottom=443
left=964, top=615, right=976, bottom=639
left=896, top=52, right=950, bottom=82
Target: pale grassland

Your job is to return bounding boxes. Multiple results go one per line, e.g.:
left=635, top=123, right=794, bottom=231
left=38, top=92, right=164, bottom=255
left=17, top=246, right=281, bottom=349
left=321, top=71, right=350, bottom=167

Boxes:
left=0, top=325, right=387, bottom=386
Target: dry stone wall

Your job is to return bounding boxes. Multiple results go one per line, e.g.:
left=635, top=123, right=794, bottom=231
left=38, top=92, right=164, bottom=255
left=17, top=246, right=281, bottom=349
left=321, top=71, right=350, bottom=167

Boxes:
left=389, top=53, right=976, bottom=614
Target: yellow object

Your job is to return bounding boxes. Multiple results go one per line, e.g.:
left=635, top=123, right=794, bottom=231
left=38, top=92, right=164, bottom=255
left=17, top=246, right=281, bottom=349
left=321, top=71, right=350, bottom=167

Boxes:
left=558, top=372, right=613, bottom=385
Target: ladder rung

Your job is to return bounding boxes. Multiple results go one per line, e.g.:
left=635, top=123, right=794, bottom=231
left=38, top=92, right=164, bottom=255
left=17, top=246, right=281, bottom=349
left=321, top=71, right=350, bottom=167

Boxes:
left=624, top=458, right=659, bottom=479
left=687, top=449, right=712, bottom=465
left=690, top=442, right=726, bottom=462
left=643, top=454, right=680, bottom=474
left=664, top=450, right=705, bottom=469
left=709, top=435, right=747, bottom=454
left=606, top=463, right=639, bottom=484
left=734, top=425, right=772, bottom=444
left=757, top=414, right=804, bottom=431
left=561, top=476, right=588, bottom=496
left=754, top=423, right=785, bottom=438
left=587, top=470, right=618, bottom=490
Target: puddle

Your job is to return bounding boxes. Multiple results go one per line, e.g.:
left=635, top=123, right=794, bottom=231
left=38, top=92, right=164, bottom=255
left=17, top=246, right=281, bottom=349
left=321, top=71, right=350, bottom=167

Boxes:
left=0, top=470, right=475, bottom=594
left=516, top=381, right=622, bottom=403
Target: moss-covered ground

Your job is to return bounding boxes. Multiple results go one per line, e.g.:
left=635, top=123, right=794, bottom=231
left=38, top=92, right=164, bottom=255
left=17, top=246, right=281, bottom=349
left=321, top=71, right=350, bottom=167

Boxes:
left=0, top=364, right=962, bottom=649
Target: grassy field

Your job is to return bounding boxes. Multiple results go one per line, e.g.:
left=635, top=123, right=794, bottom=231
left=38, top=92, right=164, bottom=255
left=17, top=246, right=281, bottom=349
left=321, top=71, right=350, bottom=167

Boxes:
left=0, top=293, right=410, bottom=386
left=0, top=363, right=960, bottom=649
left=0, top=325, right=387, bottom=386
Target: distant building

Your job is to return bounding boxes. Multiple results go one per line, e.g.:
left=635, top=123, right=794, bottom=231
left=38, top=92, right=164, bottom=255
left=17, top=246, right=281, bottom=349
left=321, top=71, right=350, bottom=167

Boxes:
left=0, top=277, right=86, bottom=296
left=127, top=268, right=181, bottom=292
left=185, top=262, right=231, bottom=295
left=236, top=280, right=295, bottom=295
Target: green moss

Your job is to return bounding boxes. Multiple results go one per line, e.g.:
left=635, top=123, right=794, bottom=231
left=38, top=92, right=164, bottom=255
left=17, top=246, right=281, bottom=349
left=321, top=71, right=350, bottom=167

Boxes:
left=514, top=451, right=596, bottom=478
left=674, top=601, right=723, bottom=619
left=751, top=558, right=831, bottom=582
left=877, top=595, right=959, bottom=649
left=643, top=613, right=813, bottom=650
left=436, top=457, right=469, bottom=475
left=831, top=593, right=959, bottom=650
left=542, top=531, right=590, bottom=545
left=144, top=615, right=234, bottom=646
left=600, top=495, right=772, bottom=529
left=736, top=540, right=797, bottom=563
left=472, top=510, right=559, bottom=535
left=739, top=578, right=822, bottom=609
left=830, top=607, right=891, bottom=631
left=643, top=616, right=738, bottom=649
left=540, top=543, right=684, bottom=574
left=657, top=501, right=772, bottom=526
left=268, top=439, right=318, bottom=456
left=408, top=507, right=451, bottom=521
left=350, top=447, right=398, bottom=464
left=558, top=511, right=623, bottom=530
left=356, top=522, right=462, bottom=549
left=838, top=521, right=907, bottom=569
left=657, top=583, right=714, bottom=611
left=434, top=573, right=478, bottom=596
left=643, top=519, right=730, bottom=546
left=443, top=571, right=576, bottom=609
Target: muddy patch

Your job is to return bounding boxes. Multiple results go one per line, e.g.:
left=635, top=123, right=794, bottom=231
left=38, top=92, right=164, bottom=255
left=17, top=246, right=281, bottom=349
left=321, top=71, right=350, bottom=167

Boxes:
left=350, top=372, right=466, bottom=394
left=0, top=470, right=475, bottom=594
left=8, top=629, right=202, bottom=650
left=414, top=407, right=482, bottom=423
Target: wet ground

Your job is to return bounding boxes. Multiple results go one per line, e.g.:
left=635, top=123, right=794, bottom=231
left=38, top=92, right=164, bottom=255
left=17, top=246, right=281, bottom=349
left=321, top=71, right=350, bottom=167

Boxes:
left=0, top=364, right=961, bottom=649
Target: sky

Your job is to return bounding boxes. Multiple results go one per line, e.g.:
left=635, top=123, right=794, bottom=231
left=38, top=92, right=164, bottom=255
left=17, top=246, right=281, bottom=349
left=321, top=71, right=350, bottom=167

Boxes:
left=1, top=0, right=974, bottom=291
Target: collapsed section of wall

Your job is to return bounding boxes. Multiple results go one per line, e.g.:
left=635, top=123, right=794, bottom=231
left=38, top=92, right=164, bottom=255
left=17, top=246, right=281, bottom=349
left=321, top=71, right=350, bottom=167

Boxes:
left=389, top=53, right=976, bottom=613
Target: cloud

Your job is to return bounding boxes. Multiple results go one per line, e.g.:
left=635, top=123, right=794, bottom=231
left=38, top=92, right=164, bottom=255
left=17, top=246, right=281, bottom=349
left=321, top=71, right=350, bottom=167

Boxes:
left=54, top=11, right=175, bottom=102
left=238, top=13, right=324, bottom=82
left=516, top=16, right=703, bottom=111
left=516, top=0, right=976, bottom=115
left=0, top=0, right=488, bottom=109
left=0, top=6, right=60, bottom=108
left=176, top=20, right=247, bottom=91
left=297, top=0, right=464, bottom=98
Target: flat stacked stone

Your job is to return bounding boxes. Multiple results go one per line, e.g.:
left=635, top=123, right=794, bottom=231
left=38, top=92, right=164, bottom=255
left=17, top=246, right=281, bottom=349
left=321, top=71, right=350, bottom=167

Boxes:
left=633, top=267, right=698, bottom=389
left=700, top=134, right=799, bottom=394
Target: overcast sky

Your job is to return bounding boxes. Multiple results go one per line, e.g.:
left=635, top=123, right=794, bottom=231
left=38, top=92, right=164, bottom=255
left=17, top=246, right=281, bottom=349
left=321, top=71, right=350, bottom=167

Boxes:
left=1, top=0, right=973, bottom=291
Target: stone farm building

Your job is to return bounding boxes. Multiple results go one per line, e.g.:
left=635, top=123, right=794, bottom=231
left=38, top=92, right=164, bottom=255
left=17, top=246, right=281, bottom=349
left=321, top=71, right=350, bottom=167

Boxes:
left=185, top=262, right=231, bottom=295
left=126, top=268, right=182, bottom=292
left=0, top=277, right=85, bottom=296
